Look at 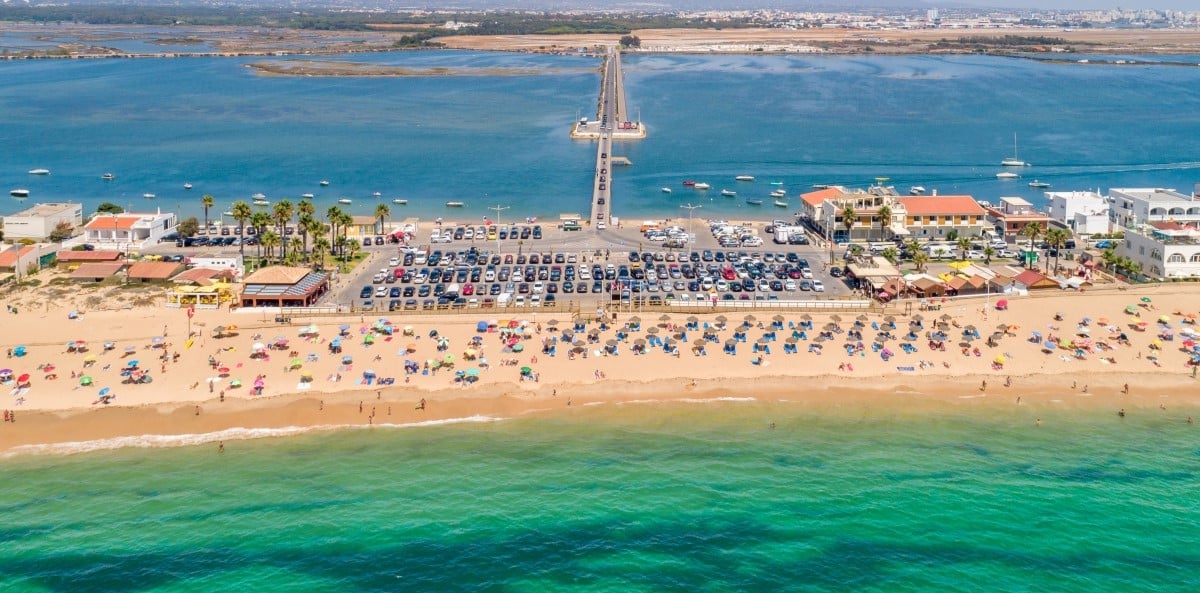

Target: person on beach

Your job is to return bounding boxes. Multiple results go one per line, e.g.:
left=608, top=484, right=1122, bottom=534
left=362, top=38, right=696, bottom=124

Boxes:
left=1118, top=408, right=1126, bottom=417
left=1122, top=383, right=1129, bottom=394
left=218, top=441, right=224, bottom=453
left=1036, top=418, right=1042, bottom=427
left=416, top=398, right=426, bottom=410
left=980, top=380, right=987, bottom=392
left=1005, top=376, right=1012, bottom=387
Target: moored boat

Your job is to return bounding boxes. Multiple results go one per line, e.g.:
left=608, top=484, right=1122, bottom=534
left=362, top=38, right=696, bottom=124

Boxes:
left=721, top=189, right=736, bottom=197
left=28, top=168, right=49, bottom=175
left=1001, top=133, right=1029, bottom=167
left=735, top=175, right=755, bottom=181
left=774, top=199, right=789, bottom=208
left=301, top=193, right=315, bottom=199
left=393, top=199, right=408, bottom=205
left=337, top=198, right=353, bottom=205
left=253, top=199, right=270, bottom=206
left=996, top=172, right=1019, bottom=180
left=101, top=173, right=115, bottom=180
left=252, top=193, right=266, bottom=200
left=445, top=201, right=465, bottom=208
left=909, top=186, right=926, bottom=195
left=319, top=180, right=330, bottom=186
left=682, top=180, right=696, bottom=187
left=745, top=198, right=763, bottom=205
left=373, top=192, right=382, bottom=197
left=693, top=182, right=711, bottom=190
left=1028, top=180, right=1051, bottom=188
left=10, top=189, right=30, bottom=198
left=770, top=189, right=786, bottom=198
left=770, top=181, right=784, bottom=186
left=183, top=183, right=193, bottom=190
left=661, top=187, right=672, bottom=193
left=143, top=193, right=156, bottom=199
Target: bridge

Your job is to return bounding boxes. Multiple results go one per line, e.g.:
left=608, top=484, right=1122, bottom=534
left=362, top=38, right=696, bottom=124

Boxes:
left=580, top=47, right=645, bottom=229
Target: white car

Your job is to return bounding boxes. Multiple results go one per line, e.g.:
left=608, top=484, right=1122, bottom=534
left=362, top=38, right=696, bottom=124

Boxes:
left=965, top=250, right=985, bottom=259
left=800, top=267, right=814, bottom=279
left=812, top=280, right=825, bottom=292
left=388, top=257, right=400, bottom=267
left=998, top=249, right=1020, bottom=258
left=579, top=267, right=591, bottom=280
left=784, top=279, right=797, bottom=291
left=532, top=281, right=545, bottom=294
left=716, top=279, right=729, bottom=291
left=374, top=286, right=388, bottom=297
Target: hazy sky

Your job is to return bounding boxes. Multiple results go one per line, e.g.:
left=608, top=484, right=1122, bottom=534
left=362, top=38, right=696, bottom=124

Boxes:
left=958, top=0, right=1192, bottom=9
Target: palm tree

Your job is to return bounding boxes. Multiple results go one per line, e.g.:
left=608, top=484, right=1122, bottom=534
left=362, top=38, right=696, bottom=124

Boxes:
left=343, top=237, right=360, bottom=268
left=911, top=250, right=930, bottom=274
left=983, top=245, right=995, bottom=265
left=272, top=199, right=294, bottom=260
left=287, top=237, right=304, bottom=266
left=903, top=238, right=922, bottom=262
left=260, top=230, right=281, bottom=264
left=1101, top=247, right=1119, bottom=272
left=876, top=204, right=892, bottom=242
left=880, top=247, right=899, bottom=265
left=250, top=211, right=271, bottom=263
left=231, top=200, right=253, bottom=256
left=201, top=194, right=215, bottom=229
left=1019, top=223, right=1042, bottom=267
left=337, top=211, right=353, bottom=256
left=374, top=203, right=391, bottom=237
left=325, top=206, right=344, bottom=256
left=312, top=237, right=331, bottom=269
left=1045, top=228, right=1067, bottom=275
left=956, top=236, right=973, bottom=260
left=840, top=205, right=858, bottom=244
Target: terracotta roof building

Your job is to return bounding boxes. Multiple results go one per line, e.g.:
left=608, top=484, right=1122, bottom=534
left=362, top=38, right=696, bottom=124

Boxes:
left=239, top=266, right=330, bottom=308
left=69, top=262, right=126, bottom=282
left=55, top=250, right=124, bottom=268
left=126, top=261, right=186, bottom=282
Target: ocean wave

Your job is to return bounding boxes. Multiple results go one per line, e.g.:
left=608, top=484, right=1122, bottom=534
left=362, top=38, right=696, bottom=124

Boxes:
left=2, top=415, right=503, bottom=458
left=679, top=396, right=758, bottom=403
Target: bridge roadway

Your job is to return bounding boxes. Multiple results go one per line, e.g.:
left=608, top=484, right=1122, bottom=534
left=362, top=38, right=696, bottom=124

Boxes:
left=589, top=48, right=624, bottom=228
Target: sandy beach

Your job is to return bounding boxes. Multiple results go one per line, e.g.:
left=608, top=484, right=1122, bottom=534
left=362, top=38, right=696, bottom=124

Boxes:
left=3, top=282, right=1198, bottom=455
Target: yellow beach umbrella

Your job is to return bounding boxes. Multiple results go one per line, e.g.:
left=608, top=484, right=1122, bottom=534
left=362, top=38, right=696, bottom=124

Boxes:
left=947, top=260, right=971, bottom=271
left=994, top=354, right=1007, bottom=365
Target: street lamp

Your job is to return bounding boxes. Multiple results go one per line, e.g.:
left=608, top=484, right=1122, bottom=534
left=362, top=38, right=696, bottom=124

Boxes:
left=826, top=211, right=834, bottom=267
left=680, top=203, right=701, bottom=257
left=489, top=203, right=509, bottom=255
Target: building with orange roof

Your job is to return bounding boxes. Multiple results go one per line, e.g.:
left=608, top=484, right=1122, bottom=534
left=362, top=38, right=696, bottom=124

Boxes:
left=55, top=250, right=124, bottom=269
left=983, top=197, right=1051, bottom=240
left=801, top=185, right=907, bottom=243
left=126, top=261, right=187, bottom=283
left=79, top=211, right=177, bottom=250
left=897, top=195, right=991, bottom=240
left=69, top=262, right=127, bottom=283
left=239, top=265, right=330, bottom=308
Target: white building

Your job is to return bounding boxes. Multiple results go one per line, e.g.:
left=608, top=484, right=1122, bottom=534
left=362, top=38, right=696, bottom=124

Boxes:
left=188, top=254, right=245, bottom=278
left=0, top=202, right=83, bottom=241
left=75, top=211, right=178, bottom=250
left=1109, top=187, right=1200, bottom=229
left=1045, top=191, right=1111, bottom=235
left=1119, top=221, right=1200, bottom=280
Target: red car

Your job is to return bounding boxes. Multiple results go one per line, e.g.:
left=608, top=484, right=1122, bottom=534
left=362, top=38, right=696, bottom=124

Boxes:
left=462, top=283, right=475, bottom=296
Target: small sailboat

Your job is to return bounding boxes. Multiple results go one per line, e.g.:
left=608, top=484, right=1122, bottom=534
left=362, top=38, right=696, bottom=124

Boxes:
left=735, top=175, right=755, bottom=182
left=661, top=187, right=672, bottom=193
left=721, top=189, right=736, bottom=197
left=1001, top=133, right=1029, bottom=167
left=101, top=173, right=115, bottom=180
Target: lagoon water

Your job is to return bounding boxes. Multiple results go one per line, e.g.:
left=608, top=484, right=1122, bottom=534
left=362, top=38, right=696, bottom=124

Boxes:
left=3, top=403, right=1200, bottom=592
left=3, top=51, right=1200, bottom=222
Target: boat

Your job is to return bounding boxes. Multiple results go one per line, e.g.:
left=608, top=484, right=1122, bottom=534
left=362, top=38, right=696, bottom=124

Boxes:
left=1001, top=133, right=1029, bottom=167
left=811, top=183, right=830, bottom=189
left=909, top=186, right=926, bottom=195
left=373, top=192, right=382, bottom=198
left=301, top=193, right=315, bottom=199
left=319, top=180, right=330, bottom=186
left=661, top=187, right=672, bottom=194
left=721, top=189, right=736, bottom=197
left=337, top=198, right=353, bottom=205
left=774, top=200, right=789, bottom=208
left=253, top=199, right=270, bottom=206
left=143, top=193, right=156, bottom=199
left=770, top=181, right=784, bottom=186
left=682, top=180, right=696, bottom=187
left=445, top=201, right=465, bottom=208
left=745, top=198, right=763, bottom=206
left=392, top=199, right=408, bottom=205
left=735, top=175, right=755, bottom=182
left=183, top=183, right=193, bottom=190
left=28, top=169, right=49, bottom=175
left=996, top=172, right=1019, bottom=180
left=1028, top=180, right=1051, bottom=188
left=222, top=210, right=234, bottom=217
left=101, top=173, right=115, bottom=180
left=10, top=189, right=30, bottom=198
left=251, top=193, right=266, bottom=200
left=693, top=182, right=711, bottom=190
left=770, top=189, right=786, bottom=198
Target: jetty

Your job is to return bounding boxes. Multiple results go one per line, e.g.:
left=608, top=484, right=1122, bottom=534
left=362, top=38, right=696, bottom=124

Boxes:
left=582, top=48, right=646, bottom=228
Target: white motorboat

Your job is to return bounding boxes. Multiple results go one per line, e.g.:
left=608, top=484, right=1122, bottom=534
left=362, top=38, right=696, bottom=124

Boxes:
left=693, top=182, right=711, bottom=190
left=28, top=168, right=49, bottom=175
left=721, top=189, right=736, bottom=197
left=143, top=193, right=156, bottom=199
left=301, top=193, right=315, bottom=199
left=10, top=189, right=30, bottom=198
left=661, top=187, right=672, bottom=193
left=745, top=198, right=763, bottom=205
left=770, top=189, right=786, bottom=198
left=183, top=183, right=193, bottom=190
left=393, top=199, right=408, bottom=205
left=735, top=175, right=755, bottom=181
left=319, top=180, right=330, bottom=186
left=337, top=198, right=353, bottom=205
left=774, top=200, right=789, bottom=208
left=253, top=199, right=270, bottom=206
left=373, top=192, right=382, bottom=197
left=909, top=186, right=926, bottom=195
left=101, top=173, right=115, bottom=180
left=252, top=193, right=266, bottom=200
left=445, top=201, right=465, bottom=208
left=996, top=172, right=1019, bottom=180
left=1028, top=180, right=1051, bottom=188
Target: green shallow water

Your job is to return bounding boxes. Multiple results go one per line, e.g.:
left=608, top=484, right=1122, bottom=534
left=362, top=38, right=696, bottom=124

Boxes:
left=2, top=402, right=1199, bottom=592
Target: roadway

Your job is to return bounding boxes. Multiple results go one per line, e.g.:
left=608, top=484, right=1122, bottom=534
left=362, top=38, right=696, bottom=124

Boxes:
left=589, top=47, right=622, bottom=228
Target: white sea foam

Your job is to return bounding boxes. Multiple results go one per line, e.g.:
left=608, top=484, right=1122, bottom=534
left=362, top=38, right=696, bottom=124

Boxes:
left=679, top=396, right=757, bottom=403
left=2, top=415, right=504, bottom=458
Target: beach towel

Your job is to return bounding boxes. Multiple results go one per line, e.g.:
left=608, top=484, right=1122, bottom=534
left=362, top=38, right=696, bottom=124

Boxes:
left=897, top=366, right=915, bottom=372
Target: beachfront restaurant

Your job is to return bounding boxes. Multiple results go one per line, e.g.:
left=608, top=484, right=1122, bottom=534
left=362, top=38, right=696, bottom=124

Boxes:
left=238, top=266, right=330, bottom=308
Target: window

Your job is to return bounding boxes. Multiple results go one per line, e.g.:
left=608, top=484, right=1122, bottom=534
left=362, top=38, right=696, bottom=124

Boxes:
left=1168, top=254, right=1184, bottom=263
left=1191, top=254, right=1200, bottom=263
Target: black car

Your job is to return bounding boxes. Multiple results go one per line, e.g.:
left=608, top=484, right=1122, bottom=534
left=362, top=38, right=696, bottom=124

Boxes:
left=388, top=299, right=402, bottom=311
left=359, top=286, right=373, bottom=299
left=830, top=267, right=844, bottom=278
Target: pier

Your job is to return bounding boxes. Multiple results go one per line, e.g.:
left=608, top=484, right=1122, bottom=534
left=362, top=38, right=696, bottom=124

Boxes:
left=581, top=47, right=645, bottom=228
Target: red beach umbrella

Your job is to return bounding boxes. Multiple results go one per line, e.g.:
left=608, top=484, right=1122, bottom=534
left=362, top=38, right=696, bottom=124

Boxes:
left=17, top=373, right=30, bottom=383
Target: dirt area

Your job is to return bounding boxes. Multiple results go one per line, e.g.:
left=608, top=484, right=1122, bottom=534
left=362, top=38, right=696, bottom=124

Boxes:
left=246, top=60, right=587, bottom=77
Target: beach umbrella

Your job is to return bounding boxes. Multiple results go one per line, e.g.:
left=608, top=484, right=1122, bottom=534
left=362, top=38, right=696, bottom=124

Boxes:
left=124, top=345, right=137, bottom=353
left=606, top=339, right=618, bottom=347
left=716, top=315, right=728, bottom=323
left=128, top=359, right=140, bottom=368
left=786, top=336, right=798, bottom=344
left=884, top=315, right=896, bottom=322
left=1043, top=341, right=1057, bottom=350
left=801, top=314, right=813, bottom=321
left=693, top=339, right=707, bottom=346
left=573, top=340, right=586, bottom=348
left=990, top=332, right=1005, bottom=341
left=659, top=314, right=672, bottom=322
left=724, top=339, right=737, bottom=347
left=79, top=375, right=93, bottom=386
left=939, top=314, right=953, bottom=321
left=364, top=334, right=376, bottom=344
left=289, top=357, right=302, bottom=368
left=912, top=314, right=925, bottom=322
left=744, top=314, right=757, bottom=322
left=512, top=344, right=524, bottom=352
left=363, top=369, right=376, bottom=378
left=98, top=386, right=111, bottom=397
left=830, top=314, right=842, bottom=323
left=958, top=341, right=971, bottom=348
left=965, top=324, right=977, bottom=332
left=629, top=316, right=641, bottom=323
left=757, top=337, right=770, bottom=344
left=1159, top=315, right=1171, bottom=323
left=341, top=355, right=353, bottom=364
left=17, top=373, right=30, bottom=383
left=520, top=366, right=532, bottom=374
left=996, top=323, right=1009, bottom=331
left=151, top=336, right=164, bottom=344
left=687, top=316, right=699, bottom=323
left=876, top=335, right=888, bottom=344
left=1141, top=297, right=1152, bottom=303
left=994, top=355, right=1007, bottom=365
left=856, top=314, right=869, bottom=322
left=465, top=367, right=480, bottom=377
left=84, top=354, right=97, bottom=362
left=774, top=315, right=787, bottom=322
left=647, top=327, right=660, bottom=334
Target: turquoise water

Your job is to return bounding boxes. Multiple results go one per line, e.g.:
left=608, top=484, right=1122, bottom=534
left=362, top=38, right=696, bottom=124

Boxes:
left=4, top=52, right=1200, bottom=222
left=4, top=402, right=1199, bottom=591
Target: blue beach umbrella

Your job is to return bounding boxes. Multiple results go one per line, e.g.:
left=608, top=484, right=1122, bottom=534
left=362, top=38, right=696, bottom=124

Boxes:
left=1043, top=341, right=1057, bottom=350
left=98, top=387, right=111, bottom=396
left=128, top=360, right=140, bottom=367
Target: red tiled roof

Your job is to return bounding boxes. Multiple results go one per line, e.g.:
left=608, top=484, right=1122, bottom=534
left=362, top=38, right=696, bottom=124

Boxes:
left=83, top=215, right=141, bottom=230
left=126, top=261, right=184, bottom=280
left=801, top=187, right=843, bottom=207
left=69, top=262, right=125, bottom=279
left=1014, top=269, right=1056, bottom=288
left=897, top=196, right=985, bottom=216
left=57, top=250, right=123, bottom=262
left=0, top=245, right=35, bottom=268
left=172, top=267, right=237, bottom=284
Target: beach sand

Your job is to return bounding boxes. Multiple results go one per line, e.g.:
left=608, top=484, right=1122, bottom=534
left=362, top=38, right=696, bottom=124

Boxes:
left=2, top=284, right=1199, bottom=455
